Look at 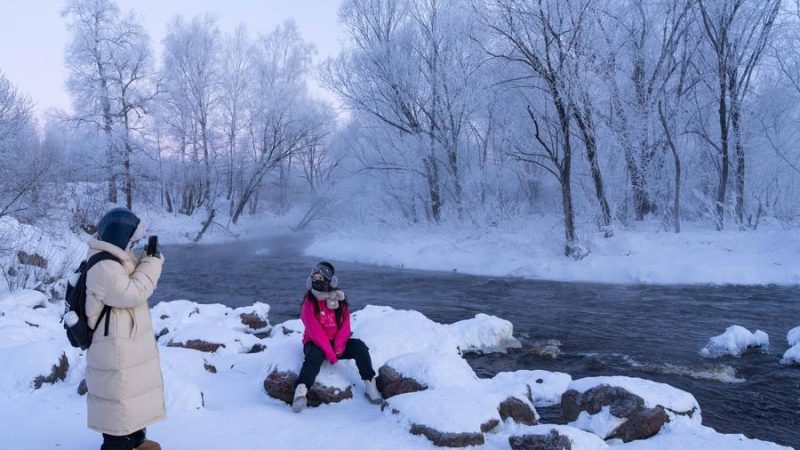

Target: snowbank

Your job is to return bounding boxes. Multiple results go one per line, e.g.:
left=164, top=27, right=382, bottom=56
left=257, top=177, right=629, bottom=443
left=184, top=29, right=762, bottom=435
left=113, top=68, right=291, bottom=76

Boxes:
left=700, top=325, right=769, bottom=358
left=305, top=220, right=800, bottom=285
left=139, top=207, right=296, bottom=245
left=0, top=216, right=86, bottom=297
left=0, top=292, right=791, bottom=450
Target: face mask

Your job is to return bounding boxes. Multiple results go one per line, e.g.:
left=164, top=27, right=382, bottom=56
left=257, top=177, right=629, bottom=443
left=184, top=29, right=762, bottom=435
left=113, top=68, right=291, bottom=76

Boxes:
left=312, top=279, right=329, bottom=292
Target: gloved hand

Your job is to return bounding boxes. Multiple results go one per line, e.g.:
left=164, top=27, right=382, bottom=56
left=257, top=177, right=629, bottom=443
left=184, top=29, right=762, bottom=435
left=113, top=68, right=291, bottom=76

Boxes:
left=326, top=351, right=338, bottom=365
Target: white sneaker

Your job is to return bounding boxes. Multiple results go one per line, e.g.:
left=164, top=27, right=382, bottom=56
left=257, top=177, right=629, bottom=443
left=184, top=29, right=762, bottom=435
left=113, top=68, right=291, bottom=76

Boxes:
left=365, top=378, right=382, bottom=404
left=292, top=383, right=308, bottom=412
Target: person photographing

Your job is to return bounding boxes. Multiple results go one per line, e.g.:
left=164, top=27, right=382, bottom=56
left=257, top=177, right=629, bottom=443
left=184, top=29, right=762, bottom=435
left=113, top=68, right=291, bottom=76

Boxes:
left=84, top=207, right=165, bottom=450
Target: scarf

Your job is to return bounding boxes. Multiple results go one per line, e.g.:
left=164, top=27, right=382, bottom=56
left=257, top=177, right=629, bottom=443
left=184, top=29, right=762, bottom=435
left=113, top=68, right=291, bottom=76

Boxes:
left=311, top=289, right=346, bottom=310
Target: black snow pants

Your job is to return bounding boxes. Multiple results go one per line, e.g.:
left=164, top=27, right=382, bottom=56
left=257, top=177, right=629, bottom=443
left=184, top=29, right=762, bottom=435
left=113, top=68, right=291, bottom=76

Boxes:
left=295, top=338, right=376, bottom=388
left=101, top=429, right=145, bottom=450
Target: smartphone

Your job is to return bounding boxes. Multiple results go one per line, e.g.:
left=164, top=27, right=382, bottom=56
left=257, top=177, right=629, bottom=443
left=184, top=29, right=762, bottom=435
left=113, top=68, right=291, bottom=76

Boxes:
left=146, top=236, right=159, bottom=256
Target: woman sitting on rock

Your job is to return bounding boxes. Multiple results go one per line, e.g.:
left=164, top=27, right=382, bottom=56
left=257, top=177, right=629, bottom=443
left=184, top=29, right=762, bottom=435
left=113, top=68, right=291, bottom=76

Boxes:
left=292, top=261, right=382, bottom=412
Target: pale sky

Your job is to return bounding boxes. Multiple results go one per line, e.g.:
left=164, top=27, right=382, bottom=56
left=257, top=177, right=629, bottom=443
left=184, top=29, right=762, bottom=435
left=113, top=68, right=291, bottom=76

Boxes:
left=0, top=0, right=346, bottom=119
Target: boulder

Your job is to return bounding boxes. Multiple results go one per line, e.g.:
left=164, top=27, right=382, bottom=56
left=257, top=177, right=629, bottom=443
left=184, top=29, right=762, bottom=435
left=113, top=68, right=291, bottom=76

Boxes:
left=409, top=423, right=489, bottom=448
left=32, top=352, right=68, bottom=389
left=264, top=370, right=352, bottom=407
left=248, top=343, right=267, bottom=354
left=78, top=378, right=88, bottom=396
left=167, top=339, right=226, bottom=353
left=376, top=365, right=427, bottom=399
left=508, top=426, right=607, bottom=450
left=562, top=378, right=698, bottom=442
left=499, top=396, right=538, bottom=425
left=509, top=430, right=573, bottom=450
left=17, top=250, right=47, bottom=269
left=383, top=386, right=503, bottom=448
left=240, top=311, right=268, bottom=332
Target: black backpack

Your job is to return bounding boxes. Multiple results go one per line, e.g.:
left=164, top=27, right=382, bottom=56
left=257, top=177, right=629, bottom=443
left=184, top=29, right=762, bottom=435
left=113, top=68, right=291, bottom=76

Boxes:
left=63, top=252, right=119, bottom=350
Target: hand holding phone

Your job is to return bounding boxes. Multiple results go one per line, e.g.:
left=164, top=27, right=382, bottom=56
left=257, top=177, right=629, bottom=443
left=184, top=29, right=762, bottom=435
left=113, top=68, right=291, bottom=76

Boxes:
left=146, top=236, right=160, bottom=258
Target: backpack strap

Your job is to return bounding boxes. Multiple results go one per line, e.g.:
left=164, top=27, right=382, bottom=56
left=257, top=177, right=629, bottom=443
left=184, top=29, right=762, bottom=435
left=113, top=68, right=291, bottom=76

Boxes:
left=85, top=252, right=120, bottom=337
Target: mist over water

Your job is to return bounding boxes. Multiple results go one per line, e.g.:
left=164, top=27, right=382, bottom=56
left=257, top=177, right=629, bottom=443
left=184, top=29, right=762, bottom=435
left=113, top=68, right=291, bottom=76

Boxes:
left=152, top=236, right=800, bottom=449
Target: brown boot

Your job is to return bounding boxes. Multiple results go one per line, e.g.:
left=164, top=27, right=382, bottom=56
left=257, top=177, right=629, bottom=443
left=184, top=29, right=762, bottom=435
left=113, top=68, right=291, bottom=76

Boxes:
left=135, top=440, right=161, bottom=450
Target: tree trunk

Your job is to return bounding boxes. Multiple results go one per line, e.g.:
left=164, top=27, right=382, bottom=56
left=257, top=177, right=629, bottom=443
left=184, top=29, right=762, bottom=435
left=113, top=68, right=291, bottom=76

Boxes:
left=715, top=74, right=730, bottom=231
left=731, top=100, right=745, bottom=228
left=122, top=113, right=133, bottom=210
left=423, top=156, right=441, bottom=222
left=554, top=94, right=576, bottom=256
left=658, top=101, right=681, bottom=234
left=193, top=208, right=216, bottom=243
left=573, top=107, right=611, bottom=229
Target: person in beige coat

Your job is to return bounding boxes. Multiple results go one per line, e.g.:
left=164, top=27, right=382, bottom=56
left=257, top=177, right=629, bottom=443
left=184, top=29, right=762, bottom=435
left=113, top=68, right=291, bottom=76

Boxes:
left=85, top=207, right=165, bottom=450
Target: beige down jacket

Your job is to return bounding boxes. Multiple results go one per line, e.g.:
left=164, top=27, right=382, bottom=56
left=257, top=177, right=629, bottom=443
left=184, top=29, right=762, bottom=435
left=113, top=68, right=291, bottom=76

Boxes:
left=84, top=238, right=165, bottom=436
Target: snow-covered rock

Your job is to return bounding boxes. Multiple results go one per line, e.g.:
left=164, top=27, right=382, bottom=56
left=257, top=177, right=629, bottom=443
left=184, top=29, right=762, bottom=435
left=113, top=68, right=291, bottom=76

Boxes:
left=488, top=370, right=572, bottom=407
left=379, top=350, right=478, bottom=389
left=384, top=386, right=503, bottom=447
left=350, top=305, right=460, bottom=367
left=0, top=290, right=82, bottom=397
left=152, top=300, right=269, bottom=354
left=264, top=370, right=353, bottom=406
left=562, top=376, right=700, bottom=442
left=508, top=425, right=608, bottom=450
left=700, top=325, right=769, bottom=358
left=787, top=326, right=800, bottom=347
left=781, top=345, right=800, bottom=365
left=447, top=313, right=520, bottom=353
left=780, top=326, right=800, bottom=365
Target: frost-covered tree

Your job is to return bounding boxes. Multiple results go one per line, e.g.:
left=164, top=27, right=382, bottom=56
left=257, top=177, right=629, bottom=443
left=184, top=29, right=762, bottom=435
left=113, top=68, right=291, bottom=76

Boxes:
left=0, top=72, right=46, bottom=218
left=696, top=0, right=781, bottom=229
left=162, top=14, right=222, bottom=213
left=231, top=21, right=330, bottom=224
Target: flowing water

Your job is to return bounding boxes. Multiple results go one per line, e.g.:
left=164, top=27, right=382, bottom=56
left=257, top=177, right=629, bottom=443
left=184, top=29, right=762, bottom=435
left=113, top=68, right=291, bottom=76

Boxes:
left=151, top=235, right=800, bottom=448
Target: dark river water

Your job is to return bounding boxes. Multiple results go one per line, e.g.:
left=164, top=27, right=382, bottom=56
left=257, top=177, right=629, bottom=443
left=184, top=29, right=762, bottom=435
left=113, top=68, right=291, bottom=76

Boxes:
left=151, top=236, right=800, bottom=449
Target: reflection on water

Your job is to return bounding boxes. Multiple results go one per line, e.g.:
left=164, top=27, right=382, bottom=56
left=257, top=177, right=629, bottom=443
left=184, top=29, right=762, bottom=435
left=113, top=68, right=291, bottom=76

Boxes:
left=151, top=235, right=800, bottom=449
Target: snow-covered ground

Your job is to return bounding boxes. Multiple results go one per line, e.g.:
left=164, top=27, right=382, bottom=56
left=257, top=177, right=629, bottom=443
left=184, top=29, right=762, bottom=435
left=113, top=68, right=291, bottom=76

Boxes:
left=305, top=217, right=800, bottom=285
left=0, top=290, right=790, bottom=450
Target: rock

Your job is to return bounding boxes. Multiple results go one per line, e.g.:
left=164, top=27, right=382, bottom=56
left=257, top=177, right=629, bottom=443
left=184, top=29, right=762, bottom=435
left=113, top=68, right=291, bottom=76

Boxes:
left=248, top=343, right=267, bottom=354
left=203, top=360, right=217, bottom=374
left=499, top=397, right=538, bottom=425
left=155, top=327, right=169, bottom=340
left=376, top=364, right=428, bottom=399
left=527, top=340, right=562, bottom=359
left=240, top=311, right=269, bottom=331
left=509, top=430, right=573, bottom=450
left=409, top=424, right=486, bottom=448
left=160, top=314, right=169, bottom=320
left=384, top=386, right=503, bottom=448
left=32, top=353, right=68, bottom=389
left=17, top=250, right=47, bottom=269
left=32, top=304, right=46, bottom=310
left=264, top=370, right=352, bottom=407
left=78, top=378, right=88, bottom=396
left=562, top=384, right=684, bottom=442
left=24, top=321, right=39, bottom=328
left=167, top=339, right=226, bottom=353
left=609, top=405, right=668, bottom=442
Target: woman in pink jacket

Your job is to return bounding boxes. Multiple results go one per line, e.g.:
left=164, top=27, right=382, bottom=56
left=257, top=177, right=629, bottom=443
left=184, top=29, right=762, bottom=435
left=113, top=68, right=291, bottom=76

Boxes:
left=292, top=261, right=382, bottom=412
